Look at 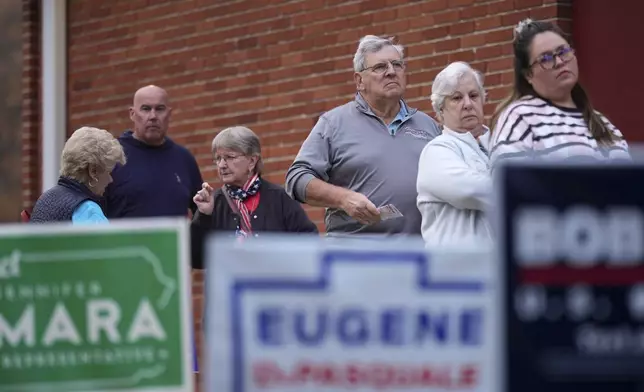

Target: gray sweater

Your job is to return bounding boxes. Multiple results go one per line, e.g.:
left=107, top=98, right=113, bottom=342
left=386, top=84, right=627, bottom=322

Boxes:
left=286, top=94, right=441, bottom=235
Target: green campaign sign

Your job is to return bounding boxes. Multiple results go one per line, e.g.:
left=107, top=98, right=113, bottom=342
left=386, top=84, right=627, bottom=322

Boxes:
left=0, top=219, right=193, bottom=392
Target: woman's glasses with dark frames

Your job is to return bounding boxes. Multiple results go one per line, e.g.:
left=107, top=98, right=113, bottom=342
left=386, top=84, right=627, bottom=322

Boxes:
left=531, top=46, right=575, bottom=70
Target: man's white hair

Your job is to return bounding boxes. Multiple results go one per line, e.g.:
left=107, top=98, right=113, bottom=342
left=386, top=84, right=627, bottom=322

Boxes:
left=430, top=61, right=486, bottom=117
left=353, top=35, right=404, bottom=72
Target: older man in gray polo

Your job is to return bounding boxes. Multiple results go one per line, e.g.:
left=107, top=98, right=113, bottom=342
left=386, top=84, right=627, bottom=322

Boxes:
left=286, top=35, right=441, bottom=235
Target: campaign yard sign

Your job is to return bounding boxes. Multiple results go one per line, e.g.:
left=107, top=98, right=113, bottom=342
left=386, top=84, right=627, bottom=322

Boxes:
left=496, top=160, right=644, bottom=392
left=204, top=235, right=499, bottom=392
left=0, top=219, right=194, bottom=392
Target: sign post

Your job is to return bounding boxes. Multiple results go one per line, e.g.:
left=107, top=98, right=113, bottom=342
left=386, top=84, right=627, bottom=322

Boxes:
left=0, top=219, right=194, bottom=392
left=204, top=235, right=498, bottom=392
left=496, top=161, right=644, bottom=392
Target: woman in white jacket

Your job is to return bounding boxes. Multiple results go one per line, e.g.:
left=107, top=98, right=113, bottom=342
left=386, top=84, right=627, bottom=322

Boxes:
left=417, top=61, right=493, bottom=247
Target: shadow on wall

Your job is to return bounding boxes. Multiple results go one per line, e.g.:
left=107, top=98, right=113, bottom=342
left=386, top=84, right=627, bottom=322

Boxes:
left=0, top=0, right=22, bottom=223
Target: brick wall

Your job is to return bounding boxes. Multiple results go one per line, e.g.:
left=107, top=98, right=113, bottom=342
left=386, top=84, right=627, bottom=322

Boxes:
left=0, top=0, right=24, bottom=222
left=21, top=0, right=40, bottom=210
left=23, top=0, right=572, bottom=388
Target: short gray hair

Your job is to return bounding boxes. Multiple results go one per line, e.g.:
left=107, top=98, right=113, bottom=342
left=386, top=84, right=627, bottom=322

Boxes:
left=430, top=61, right=486, bottom=118
left=353, top=35, right=404, bottom=72
left=211, top=126, right=264, bottom=174
left=60, top=126, right=126, bottom=185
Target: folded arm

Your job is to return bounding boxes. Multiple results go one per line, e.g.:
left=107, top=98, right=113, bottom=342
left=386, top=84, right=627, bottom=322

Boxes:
left=417, top=143, right=491, bottom=211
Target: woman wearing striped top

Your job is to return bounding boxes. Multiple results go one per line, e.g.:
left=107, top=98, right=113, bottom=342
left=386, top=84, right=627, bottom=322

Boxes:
left=489, top=19, right=630, bottom=166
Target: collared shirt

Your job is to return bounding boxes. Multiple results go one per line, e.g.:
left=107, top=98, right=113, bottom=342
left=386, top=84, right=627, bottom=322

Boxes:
left=387, top=101, right=409, bottom=136
left=286, top=93, right=442, bottom=235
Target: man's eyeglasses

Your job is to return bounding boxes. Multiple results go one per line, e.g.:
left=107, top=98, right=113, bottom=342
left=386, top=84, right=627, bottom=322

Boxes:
left=531, top=46, right=575, bottom=70
left=362, top=60, right=405, bottom=74
left=213, top=154, right=243, bottom=164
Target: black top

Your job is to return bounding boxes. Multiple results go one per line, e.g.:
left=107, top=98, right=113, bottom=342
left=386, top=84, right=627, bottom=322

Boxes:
left=30, top=177, right=102, bottom=223
left=190, top=180, right=318, bottom=268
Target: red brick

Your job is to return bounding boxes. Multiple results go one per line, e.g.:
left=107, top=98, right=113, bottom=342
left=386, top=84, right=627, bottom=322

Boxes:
left=420, top=26, right=450, bottom=41
left=21, top=0, right=40, bottom=208
left=449, top=49, right=476, bottom=63
left=529, top=4, right=559, bottom=20
left=475, top=15, right=503, bottom=30
left=487, top=1, right=516, bottom=14
left=482, top=74, right=500, bottom=89
left=433, top=10, right=461, bottom=25
left=449, top=22, right=476, bottom=36
left=476, top=44, right=504, bottom=60
left=370, top=8, right=397, bottom=23
left=461, top=33, right=487, bottom=49
left=487, top=56, right=514, bottom=72
left=487, top=86, right=512, bottom=101
left=515, top=0, right=545, bottom=9
left=460, top=4, right=489, bottom=19
left=408, top=42, right=437, bottom=57
left=435, top=38, right=460, bottom=53
left=502, top=10, right=533, bottom=26
left=421, top=0, right=448, bottom=13
left=396, top=4, right=423, bottom=19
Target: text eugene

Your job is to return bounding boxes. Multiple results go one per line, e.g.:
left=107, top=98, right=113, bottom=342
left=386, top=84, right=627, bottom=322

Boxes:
left=0, top=280, right=167, bottom=370
left=251, top=305, right=484, bottom=389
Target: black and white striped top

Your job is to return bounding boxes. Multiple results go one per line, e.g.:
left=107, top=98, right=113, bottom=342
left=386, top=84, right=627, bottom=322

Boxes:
left=489, top=96, right=630, bottom=166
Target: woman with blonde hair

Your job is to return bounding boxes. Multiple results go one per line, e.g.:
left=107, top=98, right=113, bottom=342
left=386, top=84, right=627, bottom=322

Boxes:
left=30, top=126, right=126, bottom=223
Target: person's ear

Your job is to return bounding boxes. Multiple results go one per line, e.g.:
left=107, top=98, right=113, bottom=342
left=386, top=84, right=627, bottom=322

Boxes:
left=354, top=72, right=365, bottom=91
left=249, top=156, right=259, bottom=174
left=524, top=69, right=534, bottom=85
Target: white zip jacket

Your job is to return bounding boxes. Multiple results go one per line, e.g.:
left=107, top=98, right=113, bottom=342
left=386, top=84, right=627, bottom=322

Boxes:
left=416, top=127, right=493, bottom=247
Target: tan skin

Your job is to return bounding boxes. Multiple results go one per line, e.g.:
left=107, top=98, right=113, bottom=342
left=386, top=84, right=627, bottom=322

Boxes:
left=88, top=164, right=115, bottom=196
left=193, top=148, right=259, bottom=216
left=302, top=46, right=409, bottom=225
left=130, top=85, right=173, bottom=146
left=525, top=31, right=579, bottom=108
left=440, top=74, right=486, bottom=137
left=354, top=46, right=406, bottom=124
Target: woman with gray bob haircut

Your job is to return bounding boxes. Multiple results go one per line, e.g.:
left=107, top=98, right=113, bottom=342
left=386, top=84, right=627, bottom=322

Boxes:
left=30, top=126, right=126, bottom=224
left=190, top=126, right=317, bottom=266
left=416, top=61, right=493, bottom=247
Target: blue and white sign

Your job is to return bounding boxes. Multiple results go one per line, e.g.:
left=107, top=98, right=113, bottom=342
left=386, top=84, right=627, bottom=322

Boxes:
left=204, top=236, right=499, bottom=392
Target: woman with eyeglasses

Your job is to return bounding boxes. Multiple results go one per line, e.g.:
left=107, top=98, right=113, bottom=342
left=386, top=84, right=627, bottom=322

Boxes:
left=489, top=19, right=630, bottom=167
left=190, top=126, right=318, bottom=267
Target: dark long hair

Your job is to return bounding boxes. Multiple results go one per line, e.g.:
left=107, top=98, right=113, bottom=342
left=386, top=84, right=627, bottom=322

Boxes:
left=490, top=19, right=614, bottom=144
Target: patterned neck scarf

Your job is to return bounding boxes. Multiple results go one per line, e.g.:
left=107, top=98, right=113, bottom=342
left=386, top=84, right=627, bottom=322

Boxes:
left=225, top=174, right=261, bottom=235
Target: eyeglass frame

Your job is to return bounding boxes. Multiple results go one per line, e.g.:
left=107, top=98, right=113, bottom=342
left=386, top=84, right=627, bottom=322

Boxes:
left=530, top=45, right=575, bottom=70
left=360, top=59, right=406, bottom=74
left=213, top=154, right=245, bottom=164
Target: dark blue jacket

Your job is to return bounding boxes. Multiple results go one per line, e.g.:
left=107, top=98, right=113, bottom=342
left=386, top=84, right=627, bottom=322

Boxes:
left=104, top=130, right=203, bottom=218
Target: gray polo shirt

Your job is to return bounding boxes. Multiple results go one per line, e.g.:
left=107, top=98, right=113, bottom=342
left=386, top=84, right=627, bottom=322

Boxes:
left=286, top=93, right=441, bottom=235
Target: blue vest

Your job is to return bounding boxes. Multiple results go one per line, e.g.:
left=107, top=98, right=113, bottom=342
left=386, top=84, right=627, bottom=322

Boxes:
left=30, top=177, right=102, bottom=223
